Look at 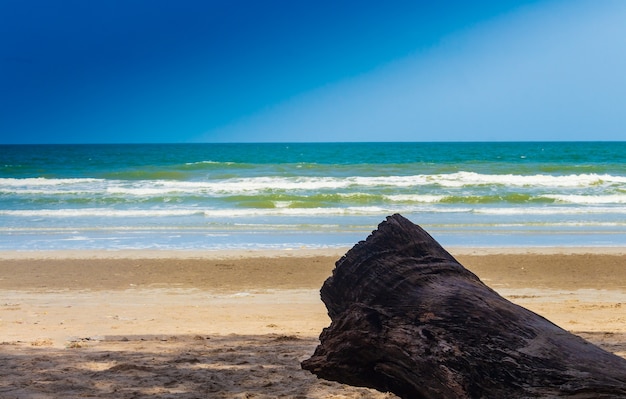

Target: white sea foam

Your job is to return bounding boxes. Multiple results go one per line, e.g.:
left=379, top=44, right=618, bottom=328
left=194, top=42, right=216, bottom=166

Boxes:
left=385, top=194, right=448, bottom=203
left=0, top=205, right=438, bottom=218
left=423, top=172, right=626, bottom=188
left=0, top=178, right=106, bottom=195
left=476, top=206, right=626, bottom=215
left=184, top=160, right=230, bottom=165
left=0, top=177, right=101, bottom=186
left=0, top=209, right=203, bottom=217
left=5, top=198, right=625, bottom=218
left=3, top=173, right=626, bottom=196
left=544, top=194, right=626, bottom=204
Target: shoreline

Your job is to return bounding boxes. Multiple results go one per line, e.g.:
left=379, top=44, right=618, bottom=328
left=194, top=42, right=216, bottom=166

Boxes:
left=1, top=245, right=626, bottom=260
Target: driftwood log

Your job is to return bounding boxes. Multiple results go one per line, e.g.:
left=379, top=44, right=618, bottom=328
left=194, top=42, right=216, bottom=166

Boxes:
left=302, top=214, right=626, bottom=398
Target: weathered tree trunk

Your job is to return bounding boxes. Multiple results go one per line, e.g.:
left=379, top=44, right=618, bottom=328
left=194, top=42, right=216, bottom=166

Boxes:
left=302, top=214, right=626, bottom=398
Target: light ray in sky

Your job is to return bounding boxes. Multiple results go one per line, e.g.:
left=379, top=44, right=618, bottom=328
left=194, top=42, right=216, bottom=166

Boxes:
left=198, top=0, right=626, bottom=142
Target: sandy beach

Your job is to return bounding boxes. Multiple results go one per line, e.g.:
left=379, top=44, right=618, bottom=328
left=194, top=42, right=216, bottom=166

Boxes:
left=1, top=248, right=626, bottom=398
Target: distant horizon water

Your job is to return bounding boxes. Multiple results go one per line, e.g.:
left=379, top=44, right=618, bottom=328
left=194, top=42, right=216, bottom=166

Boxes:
left=2, top=142, right=626, bottom=251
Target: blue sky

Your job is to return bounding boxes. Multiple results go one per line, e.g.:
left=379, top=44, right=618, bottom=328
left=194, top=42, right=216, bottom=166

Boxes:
left=1, top=0, right=625, bottom=144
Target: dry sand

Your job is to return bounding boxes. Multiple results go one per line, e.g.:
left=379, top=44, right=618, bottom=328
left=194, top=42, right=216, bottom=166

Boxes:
left=1, top=248, right=626, bottom=398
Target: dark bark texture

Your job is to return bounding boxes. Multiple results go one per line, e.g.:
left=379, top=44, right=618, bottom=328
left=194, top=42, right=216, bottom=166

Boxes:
left=301, top=214, right=626, bottom=398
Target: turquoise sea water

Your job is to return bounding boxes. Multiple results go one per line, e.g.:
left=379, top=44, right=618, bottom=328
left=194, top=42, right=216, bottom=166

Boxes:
left=2, top=142, right=626, bottom=250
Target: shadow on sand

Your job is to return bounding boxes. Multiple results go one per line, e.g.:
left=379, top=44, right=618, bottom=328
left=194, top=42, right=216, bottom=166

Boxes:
left=0, top=333, right=397, bottom=399
left=1, top=332, right=624, bottom=398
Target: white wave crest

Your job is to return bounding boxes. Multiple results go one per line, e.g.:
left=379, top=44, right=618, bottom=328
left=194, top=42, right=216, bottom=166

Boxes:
left=428, top=172, right=626, bottom=188
left=0, top=177, right=102, bottom=186
left=0, top=205, right=470, bottom=218
left=476, top=206, right=626, bottom=215
left=0, top=209, right=203, bottom=217
left=2, top=172, right=625, bottom=197
left=544, top=194, right=626, bottom=204
left=385, top=194, right=447, bottom=203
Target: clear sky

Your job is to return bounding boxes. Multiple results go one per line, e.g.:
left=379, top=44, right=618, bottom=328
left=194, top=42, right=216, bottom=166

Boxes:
left=1, top=0, right=625, bottom=144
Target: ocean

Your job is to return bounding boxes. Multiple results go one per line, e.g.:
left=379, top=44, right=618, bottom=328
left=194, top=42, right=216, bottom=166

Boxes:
left=1, top=142, right=626, bottom=251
